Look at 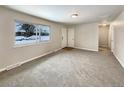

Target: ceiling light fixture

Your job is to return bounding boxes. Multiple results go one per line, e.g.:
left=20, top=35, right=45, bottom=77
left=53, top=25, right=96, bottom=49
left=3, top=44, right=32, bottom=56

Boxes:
left=99, top=23, right=108, bottom=26
left=102, top=24, right=107, bottom=26
left=71, top=13, right=78, bottom=18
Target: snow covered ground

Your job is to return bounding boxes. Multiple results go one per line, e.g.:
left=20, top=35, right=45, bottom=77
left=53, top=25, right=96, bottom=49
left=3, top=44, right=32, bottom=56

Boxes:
left=15, top=35, right=50, bottom=45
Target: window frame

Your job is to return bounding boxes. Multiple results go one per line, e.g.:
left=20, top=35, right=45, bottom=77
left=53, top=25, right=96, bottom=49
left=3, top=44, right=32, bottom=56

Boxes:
left=14, top=20, right=51, bottom=47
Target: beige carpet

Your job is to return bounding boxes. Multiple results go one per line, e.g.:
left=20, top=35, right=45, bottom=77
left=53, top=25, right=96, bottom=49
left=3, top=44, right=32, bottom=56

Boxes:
left=0, top=48, right=124, bottom=87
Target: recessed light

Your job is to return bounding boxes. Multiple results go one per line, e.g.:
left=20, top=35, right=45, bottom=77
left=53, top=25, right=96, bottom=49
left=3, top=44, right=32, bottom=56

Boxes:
left=71, top=13, right=78, bottom=18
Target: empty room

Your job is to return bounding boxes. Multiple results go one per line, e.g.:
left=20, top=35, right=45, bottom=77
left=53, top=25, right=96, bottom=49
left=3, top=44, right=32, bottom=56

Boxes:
left=0, top=5, right=124, bottom=87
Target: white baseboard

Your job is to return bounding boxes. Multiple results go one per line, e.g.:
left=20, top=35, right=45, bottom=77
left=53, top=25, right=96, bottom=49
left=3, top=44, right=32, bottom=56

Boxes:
left=74, top=47, right=98, bottom=52
left=0, top=48, right=62, bottom=73
left=53, top=48, right=62, bottom=52
left=113, top=51, right=124, bottom=68
left=6, top=62, right=22, bottom=71
left=0, top=68, right=6, bottom=73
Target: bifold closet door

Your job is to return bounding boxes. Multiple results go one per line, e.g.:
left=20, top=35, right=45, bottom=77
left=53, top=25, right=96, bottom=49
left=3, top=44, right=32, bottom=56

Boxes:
left=68, top=28, right=74, bottom=47
left=61, top=28, right=67, bottom=48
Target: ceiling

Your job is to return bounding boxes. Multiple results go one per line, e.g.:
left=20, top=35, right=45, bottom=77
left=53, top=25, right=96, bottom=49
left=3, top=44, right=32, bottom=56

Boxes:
left=6, top=5, right=124, bottom=24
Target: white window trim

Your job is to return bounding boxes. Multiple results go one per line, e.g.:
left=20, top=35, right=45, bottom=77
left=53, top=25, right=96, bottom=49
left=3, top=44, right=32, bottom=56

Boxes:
left=14, top=20, right=51, bottom=48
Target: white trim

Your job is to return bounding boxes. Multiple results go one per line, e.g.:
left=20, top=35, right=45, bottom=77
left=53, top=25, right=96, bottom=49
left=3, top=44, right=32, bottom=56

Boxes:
left=0, top=48, right=62, bottom=73
left=113, top=51, right=124, bottom=68
left=13, top=40, right=51, bottom=48
left=74, top=47, right=98, bottom=52
left=6, top=62, right=22, bottom=71
left=53, top=48, right=62, bottom=52
left=14, top=20, right=52, bottom=48
left=0, top=68, right=6, bottom=73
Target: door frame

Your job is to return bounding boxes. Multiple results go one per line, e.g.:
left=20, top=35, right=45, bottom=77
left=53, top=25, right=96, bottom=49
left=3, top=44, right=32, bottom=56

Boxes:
left=109, top=25, right=114, bottom=52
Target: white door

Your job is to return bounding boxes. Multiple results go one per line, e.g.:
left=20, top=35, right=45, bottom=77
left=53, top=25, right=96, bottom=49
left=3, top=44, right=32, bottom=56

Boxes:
left=68, top=28, right=74, bottom=47
left=61, top=28, right=67, bottom=48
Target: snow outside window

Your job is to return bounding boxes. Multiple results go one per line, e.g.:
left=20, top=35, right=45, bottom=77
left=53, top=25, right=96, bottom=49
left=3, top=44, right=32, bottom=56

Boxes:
left=15, top=21, right=50, bottom=45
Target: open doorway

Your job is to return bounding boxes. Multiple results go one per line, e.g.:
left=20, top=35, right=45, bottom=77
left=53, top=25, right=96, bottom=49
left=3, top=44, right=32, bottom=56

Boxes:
left=98, top=24, right=110, bottom=52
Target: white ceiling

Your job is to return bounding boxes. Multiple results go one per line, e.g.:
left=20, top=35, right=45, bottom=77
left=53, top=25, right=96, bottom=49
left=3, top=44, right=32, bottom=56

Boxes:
left=6, top=5, right=124, bottom=24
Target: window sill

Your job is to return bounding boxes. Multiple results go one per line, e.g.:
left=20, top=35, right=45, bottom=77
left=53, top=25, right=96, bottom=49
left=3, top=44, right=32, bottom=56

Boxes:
left=13, top=40, right=51, bottom=48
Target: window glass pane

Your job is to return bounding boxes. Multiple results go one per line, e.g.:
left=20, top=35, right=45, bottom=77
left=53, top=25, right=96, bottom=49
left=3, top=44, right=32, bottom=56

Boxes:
left=15, top=22, right=37, bottom=45
left=35, top=25, right=43, bottom=42
left=15, top=21, right=50, bottom=46
left=40, top=25, right=50, bottom=41
left=35, top=25, right=50, bottom=42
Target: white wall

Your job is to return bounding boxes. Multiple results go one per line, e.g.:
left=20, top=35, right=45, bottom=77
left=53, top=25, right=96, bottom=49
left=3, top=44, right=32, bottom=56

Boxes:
left=111, top=11, right=124, bottom=67
left=74, top=23, right=99, bottom=51
left=0, top=7, right=64, bottom=70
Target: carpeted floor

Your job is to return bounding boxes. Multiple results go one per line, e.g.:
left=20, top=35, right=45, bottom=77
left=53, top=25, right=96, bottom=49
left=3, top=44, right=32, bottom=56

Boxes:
left=0, top=48, right=124, bottom=87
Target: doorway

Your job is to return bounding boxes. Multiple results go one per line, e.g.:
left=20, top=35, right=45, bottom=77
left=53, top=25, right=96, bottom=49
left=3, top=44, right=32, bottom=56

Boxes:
left=109, top=25, right=114, bottom=52
left=98, top=25, right=110, bottom=51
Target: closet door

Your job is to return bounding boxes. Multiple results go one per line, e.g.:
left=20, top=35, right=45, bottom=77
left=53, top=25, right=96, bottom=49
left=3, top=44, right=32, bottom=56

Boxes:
left=61, top=28, right=67, bottom=48
left=68, top=28, right=74, bottom=47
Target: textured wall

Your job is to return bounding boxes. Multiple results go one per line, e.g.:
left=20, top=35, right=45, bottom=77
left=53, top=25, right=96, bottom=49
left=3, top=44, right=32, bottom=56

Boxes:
left=0, top=7, right=64, bottom=70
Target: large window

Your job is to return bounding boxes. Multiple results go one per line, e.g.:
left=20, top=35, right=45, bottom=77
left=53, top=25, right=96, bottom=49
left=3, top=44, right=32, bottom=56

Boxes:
left=15, top=21, right=50, bottom=45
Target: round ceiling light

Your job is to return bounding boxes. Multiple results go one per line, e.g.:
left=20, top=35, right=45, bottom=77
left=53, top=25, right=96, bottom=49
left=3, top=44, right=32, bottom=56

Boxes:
left=71, top=13, right=79, bottom=18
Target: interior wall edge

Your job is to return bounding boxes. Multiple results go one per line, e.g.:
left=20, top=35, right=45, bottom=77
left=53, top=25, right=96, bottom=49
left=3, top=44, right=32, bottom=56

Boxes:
left=111, top=10, right=124, bottom=69
left=113, top=51, right=124, bottom=68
